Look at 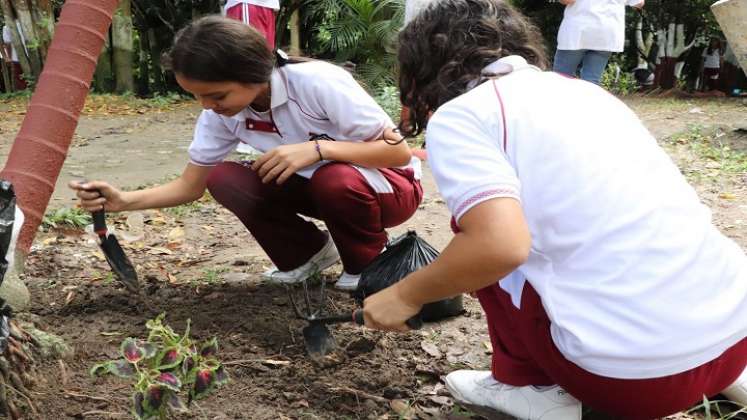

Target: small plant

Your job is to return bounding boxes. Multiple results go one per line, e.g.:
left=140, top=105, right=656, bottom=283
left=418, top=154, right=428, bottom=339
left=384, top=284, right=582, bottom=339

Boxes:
left=199, top=268, right=228, bottom=285
left=91, top=313, right=229, bottom=420
left=42, top=207, right=92, bottom=230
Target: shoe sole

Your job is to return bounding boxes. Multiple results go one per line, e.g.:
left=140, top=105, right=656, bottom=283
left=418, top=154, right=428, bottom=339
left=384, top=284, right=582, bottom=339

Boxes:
left=444, top=380, right=514, bottom=420
left=263, top=246, right=340, bottom=284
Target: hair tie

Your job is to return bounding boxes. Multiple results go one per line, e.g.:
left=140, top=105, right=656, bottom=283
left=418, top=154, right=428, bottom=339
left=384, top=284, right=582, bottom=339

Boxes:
left=275, top=49, right=289, bottom=67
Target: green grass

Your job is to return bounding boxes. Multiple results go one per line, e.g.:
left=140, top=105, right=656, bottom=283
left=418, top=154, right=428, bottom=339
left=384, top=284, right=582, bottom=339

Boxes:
left=194, top=267, right=229, bottom=286
left=665, top=125, right=747, bottom=180
left=42, top=207, right=92, bottom=230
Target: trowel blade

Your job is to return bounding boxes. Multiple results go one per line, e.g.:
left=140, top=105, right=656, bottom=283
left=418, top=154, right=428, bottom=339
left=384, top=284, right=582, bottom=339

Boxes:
left=302, top=321, right=337, bottom=357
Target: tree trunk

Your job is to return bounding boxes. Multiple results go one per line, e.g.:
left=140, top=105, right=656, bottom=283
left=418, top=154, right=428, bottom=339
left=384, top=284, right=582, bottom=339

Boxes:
left=112, top=0, right=133, bottom=93
left=93, top=29, right=113, bottom=92
left=289, top=9, right=301, bottom=55
left=135, top=28, right=149, bottom=96
left=29, top=0, right=54, bottom=60
left=147, top=28, right=165, bottom=94
left=11, top=0, right=43, bottom=81
left=0, top=0, right=31, bottom=79
left=1, top=60, right=12, bottom=92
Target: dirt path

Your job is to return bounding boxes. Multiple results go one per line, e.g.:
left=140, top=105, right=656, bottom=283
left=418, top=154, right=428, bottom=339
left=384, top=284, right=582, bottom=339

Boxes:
left=0, top=95, right=746, bottom=419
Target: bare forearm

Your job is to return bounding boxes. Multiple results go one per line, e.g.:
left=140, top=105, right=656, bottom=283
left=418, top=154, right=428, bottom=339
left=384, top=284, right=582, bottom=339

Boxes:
left=396, top=231, right=525, bottom=306
left=395, top=198, right=531, bottom=306
left=121, top=164, right=211, bottom=211
left=320, top=128, right=411, bottom=168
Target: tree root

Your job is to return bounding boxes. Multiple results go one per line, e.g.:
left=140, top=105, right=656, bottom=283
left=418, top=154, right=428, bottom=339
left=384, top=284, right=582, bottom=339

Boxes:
left=0, top=320, right=39, bottom=419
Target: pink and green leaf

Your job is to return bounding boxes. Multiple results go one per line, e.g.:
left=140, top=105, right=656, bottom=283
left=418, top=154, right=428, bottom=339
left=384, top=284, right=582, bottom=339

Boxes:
left=89, top=359, right=135, bottom=378
left=132, top=392, right=146, bottom=420
left=156, top=347, right=182, bottom=369
left=213, top=365, right=229, bottom=386
left=199, top=337, right=218, bottom=357
left=155, top=372, right=182, bottom=392
left=191, top=369, right=215, bottom=400
left=121, top=338, right=146, bottom=363
left=143, top=384, right=166, bottom=412
left=167, top=393, right=187, bottom=412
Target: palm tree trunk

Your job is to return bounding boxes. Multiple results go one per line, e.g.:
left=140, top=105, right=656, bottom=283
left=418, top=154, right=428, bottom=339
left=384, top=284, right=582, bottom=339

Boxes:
left=112, top=0, right=134, bottom=93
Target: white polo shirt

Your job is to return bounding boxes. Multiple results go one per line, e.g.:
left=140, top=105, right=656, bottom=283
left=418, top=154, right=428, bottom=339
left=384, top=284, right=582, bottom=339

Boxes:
left=225, top=0, right=280, bottom=11
left=557, top=0, right=643, bottom=52
left=189, top=61, right=421, bottom=191
left=426, top=55, right=747, bottom=379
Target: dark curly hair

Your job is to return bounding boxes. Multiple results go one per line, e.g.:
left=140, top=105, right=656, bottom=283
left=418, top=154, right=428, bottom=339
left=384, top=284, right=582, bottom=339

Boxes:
left=398, top=0, right=547, bottom=136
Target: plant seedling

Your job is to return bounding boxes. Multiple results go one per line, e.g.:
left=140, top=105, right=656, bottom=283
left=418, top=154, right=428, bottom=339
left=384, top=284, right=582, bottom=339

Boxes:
left=91, top=313, right=229, bottom=420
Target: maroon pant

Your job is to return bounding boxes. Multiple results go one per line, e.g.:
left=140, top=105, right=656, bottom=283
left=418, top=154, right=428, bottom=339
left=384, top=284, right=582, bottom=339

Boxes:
left=225, top=3, right=276, bottom=49
left=206, top=161, right=422, bottom=274
left=476, top=282, right=747, bottom=419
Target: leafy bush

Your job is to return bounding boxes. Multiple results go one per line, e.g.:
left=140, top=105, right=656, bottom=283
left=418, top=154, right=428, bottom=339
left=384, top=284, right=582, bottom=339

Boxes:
left=42, top=207, right=92, bottom=230
left=374, top=85, right=402, bottom=122
left=91, top=314, right=228, bottom=420
left=601, top=65, right=638, bottom=95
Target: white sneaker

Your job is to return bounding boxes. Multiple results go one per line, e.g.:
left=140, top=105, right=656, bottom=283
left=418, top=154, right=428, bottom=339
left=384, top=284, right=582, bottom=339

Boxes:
left=261, top=239, right=340, bottom=284
left=444, top=370, right=582, bottom=420
left=334, top=272, right=360, bottom=291
left=723, top=367, right=747, bottom=406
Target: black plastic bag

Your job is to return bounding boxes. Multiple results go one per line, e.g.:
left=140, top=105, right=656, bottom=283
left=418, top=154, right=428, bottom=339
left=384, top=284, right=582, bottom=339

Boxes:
left=0, top=180, right=17, bottom=352
left=353, top=231, right=463, bottom=322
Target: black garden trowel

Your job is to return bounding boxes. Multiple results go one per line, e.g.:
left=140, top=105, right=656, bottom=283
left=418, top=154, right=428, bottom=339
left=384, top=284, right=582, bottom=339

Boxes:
left=287, top=278, right=422, bottom=357
left=92, top=207, right=139, bottom=293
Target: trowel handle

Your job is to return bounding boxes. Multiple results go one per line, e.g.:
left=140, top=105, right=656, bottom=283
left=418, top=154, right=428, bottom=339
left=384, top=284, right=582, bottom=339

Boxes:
left=92, top=210, right=107, bottom=236
left=89, top=188, right=108, bottom=236
left=351, top=310, right=423, bottom=330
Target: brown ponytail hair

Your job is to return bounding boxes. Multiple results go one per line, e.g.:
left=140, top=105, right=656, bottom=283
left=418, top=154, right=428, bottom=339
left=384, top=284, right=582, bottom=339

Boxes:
left=398, top=0, right=547, bottom=136
left=162, top=16, right=274, bottom=84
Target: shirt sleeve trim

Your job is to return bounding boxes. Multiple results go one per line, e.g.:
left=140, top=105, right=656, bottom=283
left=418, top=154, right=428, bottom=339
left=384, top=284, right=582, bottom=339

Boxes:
left=454, top=187, right=521, bottom=222
left=189, top=159, right=219, bottom=167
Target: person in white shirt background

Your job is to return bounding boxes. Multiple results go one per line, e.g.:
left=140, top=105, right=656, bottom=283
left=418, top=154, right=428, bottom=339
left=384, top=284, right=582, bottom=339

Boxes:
left=553, top=0, right=644, bottom=85
left=70, top=17, right=423, bottom=292
left=700, top=37, right=723, bottom=92
left=361, top=0, right=747, bottom=419
left=2, top=23, right=27, bottom=90
left=223, top=0, right=279, bottom=49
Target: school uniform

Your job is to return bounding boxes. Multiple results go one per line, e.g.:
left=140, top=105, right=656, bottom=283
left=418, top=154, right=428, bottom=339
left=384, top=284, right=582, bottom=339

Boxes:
left=190, top=60, right=422, bottom=274
left=702, top=48, right=722, bottom=91
left=224, top=0, right=278, bottom=49
left=553, top=0, right=642, bottom=84
left=427, top=55, right=747, bottom=418
left=2, top=24, right=26, bottom=90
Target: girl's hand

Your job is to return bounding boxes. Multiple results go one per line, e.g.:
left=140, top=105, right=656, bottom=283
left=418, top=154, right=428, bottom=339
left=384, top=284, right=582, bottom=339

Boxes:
left=68, top=180, right=128, bottom=212
left=252, top=142, right=321, bottom=184
left=559, top=0, right=575, bottom=5
left=362, top=283, right=422, bottom=332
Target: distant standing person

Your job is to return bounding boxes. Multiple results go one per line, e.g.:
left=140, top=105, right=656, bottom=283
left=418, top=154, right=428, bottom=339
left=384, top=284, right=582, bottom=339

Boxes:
left=553, top=0, right=644, bottom=85
left=224, top=0, right=279, bottom=49
left=701, top=38, right=723, bottom=92
left=2, top=23, right=26, bottom=90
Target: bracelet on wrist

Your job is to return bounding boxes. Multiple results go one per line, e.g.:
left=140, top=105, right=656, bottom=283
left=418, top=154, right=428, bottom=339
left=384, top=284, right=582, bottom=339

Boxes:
left=314, top=139, right=325, bottom=162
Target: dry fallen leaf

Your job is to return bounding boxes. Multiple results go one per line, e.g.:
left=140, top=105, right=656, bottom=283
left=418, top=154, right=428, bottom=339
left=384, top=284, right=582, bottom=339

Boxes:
left=719, top=192, right=737, bottom=200
left=168, top=226, right=185, bottom=242
left=421, top=341, right=442, bottom=358
left=390, top=399, right=414, bottom=418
